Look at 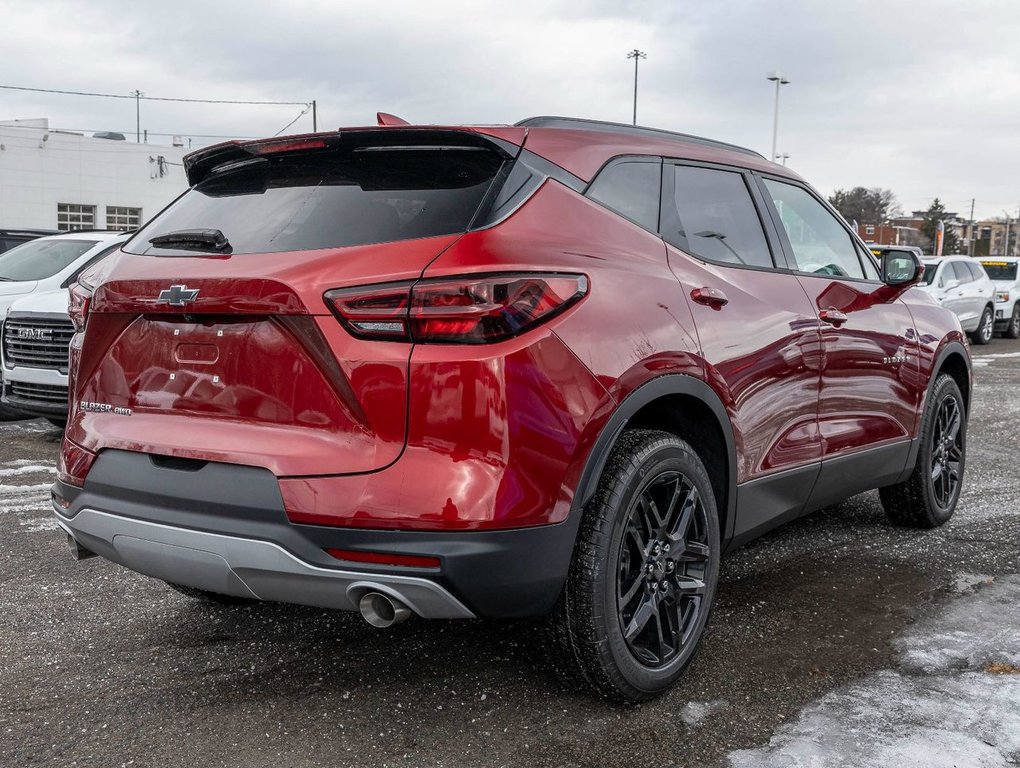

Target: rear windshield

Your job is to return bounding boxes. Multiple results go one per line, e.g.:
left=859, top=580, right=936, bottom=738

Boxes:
left=981, top=262, right=1018, bottom=281
left=126, top=147, right=505, bottom=255
left=0, top=238, right=97, bottom=282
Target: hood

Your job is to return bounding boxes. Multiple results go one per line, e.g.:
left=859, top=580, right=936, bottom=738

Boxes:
left=0, top=281, right=38, bottom=319
left=6, top=287, right=69, bottom=316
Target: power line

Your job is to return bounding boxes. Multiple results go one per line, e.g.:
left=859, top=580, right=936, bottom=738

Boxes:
left=0, top=123, right=258, bottom=139
left=273, top=104, right=314, bottom=136
left=0, top=83, right=309, bottom=107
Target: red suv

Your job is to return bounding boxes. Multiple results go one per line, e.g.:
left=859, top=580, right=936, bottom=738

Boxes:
left=54, top=116, right=971, bottom=701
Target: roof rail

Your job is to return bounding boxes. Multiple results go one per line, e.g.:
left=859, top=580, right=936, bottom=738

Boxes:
left=515, top=116, right=765, bottom=159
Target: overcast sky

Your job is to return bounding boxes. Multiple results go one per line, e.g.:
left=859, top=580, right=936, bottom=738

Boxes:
left=2, top=0, right=1019, bottom=220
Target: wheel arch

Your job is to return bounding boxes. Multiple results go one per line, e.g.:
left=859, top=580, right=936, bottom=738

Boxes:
left=575, top=375, right=737, bottom=544
left=932, top=340, right=972, bottom=414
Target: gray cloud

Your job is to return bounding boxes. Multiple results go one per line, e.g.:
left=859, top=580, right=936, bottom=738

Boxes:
left=2, top=0, right=1018, bottom=217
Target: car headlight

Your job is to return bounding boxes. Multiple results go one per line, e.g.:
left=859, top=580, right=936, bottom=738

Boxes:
left=996, top=292, right=1010, bottom=302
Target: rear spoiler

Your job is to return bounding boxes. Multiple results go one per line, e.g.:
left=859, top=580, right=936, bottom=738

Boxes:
left=182, top=128, right=525, bottom=187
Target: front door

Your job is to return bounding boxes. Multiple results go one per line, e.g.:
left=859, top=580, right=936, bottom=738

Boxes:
left=757, top=177, right=923, bottom=510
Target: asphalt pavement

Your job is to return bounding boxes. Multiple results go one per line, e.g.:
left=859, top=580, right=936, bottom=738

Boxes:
left=2, top=340, right=1019, bottom=768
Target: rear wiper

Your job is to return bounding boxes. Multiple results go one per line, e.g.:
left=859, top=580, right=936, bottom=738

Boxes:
left=0, top=277, right=13, bottom=282
left=149, top=228, right=231, bottom=253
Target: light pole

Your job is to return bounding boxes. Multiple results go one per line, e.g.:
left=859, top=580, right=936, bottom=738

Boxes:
left=131, top=89, right=143, bottom=143
left=627, top=49, right=647, bottom=126
left=1004, top=211, right=1013, bottom=258
left=766, top=72, right=789, bottom=163
left=777, top=152, right=790, bottom=166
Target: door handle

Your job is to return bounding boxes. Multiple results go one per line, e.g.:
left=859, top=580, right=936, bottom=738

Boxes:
left=691, top=286, right=728, bottom=308
left=819, top=308, right=848, bottom=327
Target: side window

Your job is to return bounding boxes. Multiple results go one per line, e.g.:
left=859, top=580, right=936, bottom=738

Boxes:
left=662, top=165, right=774, bottom=269
left=586, top=160, right=661, bottom=232
left=965, top=262, right=987, bottom=282
left=763, top=179, right=866, bottom=280
left=950, top=261, right=973, bottom=284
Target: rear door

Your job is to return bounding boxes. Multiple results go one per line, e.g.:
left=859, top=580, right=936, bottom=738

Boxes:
left=756, top=176, right=922, bottom=509
left=658, top=161, right=823, bottom=542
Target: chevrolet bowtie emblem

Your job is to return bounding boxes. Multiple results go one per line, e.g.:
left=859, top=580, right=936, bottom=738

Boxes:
left=157, top=284, right=200, bottom=306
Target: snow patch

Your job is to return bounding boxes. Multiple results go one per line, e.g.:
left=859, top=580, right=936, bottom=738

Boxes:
left=680, top=699, right=730, bottom=726
left=729, top=576, right=1020, bottom=767
left=0, top=464, right=56, bottom=477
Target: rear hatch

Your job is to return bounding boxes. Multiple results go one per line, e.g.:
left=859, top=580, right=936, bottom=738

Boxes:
left=68, top=128, right=522, bottom=476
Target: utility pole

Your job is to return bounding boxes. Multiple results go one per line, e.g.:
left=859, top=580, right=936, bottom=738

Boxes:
left=1004, top=211, right=1012, bottom=258
left=131, top=90, right=143, bottom=143
left=766, top=72, right=790, bottom=162
left=627, top=49, right=647, bottom=126
left=312, top=100, right=317, bottom=132
left=968, top=198, right=975, bottom=257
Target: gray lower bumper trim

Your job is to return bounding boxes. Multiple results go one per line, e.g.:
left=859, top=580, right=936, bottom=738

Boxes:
left=55, top=506, right=475, bottom=619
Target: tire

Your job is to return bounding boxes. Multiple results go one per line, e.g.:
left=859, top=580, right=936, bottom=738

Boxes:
left=166, top=582, right=256, bottom=605
left=970, top=305, right=994, bottom=345
left=1005, top=303, right=1020, bottom=340
left=545, top=429, right=720, bottom=702
left=879, top=373, right=966, bottom=528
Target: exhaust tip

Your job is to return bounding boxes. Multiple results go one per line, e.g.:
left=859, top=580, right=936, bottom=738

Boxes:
left=359, top=591, right=411, bottom=628
left=67, top=534, right=97, bottom=561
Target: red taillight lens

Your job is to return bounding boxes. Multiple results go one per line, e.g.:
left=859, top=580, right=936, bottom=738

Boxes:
left=244, top=136, right=327, bottom=155
left=325, top=273, right=587, bottom=344
left=68, top=283, right=93, bottom=332
left=324, top=548, right=441, bottom=569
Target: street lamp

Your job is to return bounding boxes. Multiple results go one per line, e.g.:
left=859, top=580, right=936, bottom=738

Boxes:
left=777, top=152, right=790, bottom=166
left=627, top=49, right=647, bottom=126
left=766, top=72, right=790, bottom=163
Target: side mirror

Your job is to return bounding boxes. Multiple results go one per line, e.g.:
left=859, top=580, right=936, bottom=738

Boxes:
left=882, top=252, right=922, bottom=287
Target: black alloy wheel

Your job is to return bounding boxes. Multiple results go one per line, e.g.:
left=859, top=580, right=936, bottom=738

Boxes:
left=616, top=470, right=711, bottom=667
left=929, top=393, right=963, bottom=511
left=880, top=373, right=966, bottom=528
left=545, top=429, right=720, bottom=702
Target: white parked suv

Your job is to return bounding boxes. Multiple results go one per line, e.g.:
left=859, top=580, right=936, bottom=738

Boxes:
left=0, top=231, right=131, bottom=422
left=978, top=256, right=1020, bottom=339
left=917, top=255, right=997, bottom=345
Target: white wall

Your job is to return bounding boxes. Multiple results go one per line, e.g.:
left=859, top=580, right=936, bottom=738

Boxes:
left=0, top=121, right=189, bottom=230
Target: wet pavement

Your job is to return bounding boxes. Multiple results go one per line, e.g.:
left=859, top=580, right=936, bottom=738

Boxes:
left=1, top=339, right=1018, bottom=768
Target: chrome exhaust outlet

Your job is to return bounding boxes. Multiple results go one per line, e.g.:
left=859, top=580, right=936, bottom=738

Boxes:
left=359, top=591, right=411, bottom=628
left=67, top=534, right=97, bottom=561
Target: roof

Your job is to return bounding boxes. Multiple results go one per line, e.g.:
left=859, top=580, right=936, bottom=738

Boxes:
left=516, top=116, right=764, bottom=159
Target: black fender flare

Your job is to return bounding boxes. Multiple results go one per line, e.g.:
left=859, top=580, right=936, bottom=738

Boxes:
left=573, top=374, right=738, bottom=541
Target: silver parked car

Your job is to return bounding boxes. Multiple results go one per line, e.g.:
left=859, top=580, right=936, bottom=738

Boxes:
left=917, top=255, right=997, bottom=345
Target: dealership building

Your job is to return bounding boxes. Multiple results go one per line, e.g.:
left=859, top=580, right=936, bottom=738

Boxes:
left=0, top=119, right=189, bottom=232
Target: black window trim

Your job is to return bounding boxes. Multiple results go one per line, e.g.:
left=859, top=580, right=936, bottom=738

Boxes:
left=582, top=154, right=664, bottom=235
left=753, top=173, right=885, bottom=286
left=659, top=158, right=792, bottom=274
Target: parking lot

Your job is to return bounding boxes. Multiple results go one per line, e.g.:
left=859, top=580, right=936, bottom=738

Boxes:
left=1, top=341, right=1019, bottom=768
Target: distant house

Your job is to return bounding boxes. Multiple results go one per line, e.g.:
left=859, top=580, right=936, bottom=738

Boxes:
left=0, top=118, right=189, bottom=231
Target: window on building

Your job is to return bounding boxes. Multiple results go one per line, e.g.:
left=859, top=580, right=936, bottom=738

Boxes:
left=865, top=225, right=875, bottom=235
left=106, top=206, right=142, bottom=231
left=57, top=203, right=96, bottom=231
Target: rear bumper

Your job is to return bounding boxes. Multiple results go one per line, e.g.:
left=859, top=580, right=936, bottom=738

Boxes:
left=52, top=449, right=579, bottom=618
left=55, top=506, right=475, bottom=618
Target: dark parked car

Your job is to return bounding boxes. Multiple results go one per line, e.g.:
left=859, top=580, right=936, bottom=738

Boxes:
left=53, top=116, right=971, bottom=701
left=0, top=228, right=59, bottom=254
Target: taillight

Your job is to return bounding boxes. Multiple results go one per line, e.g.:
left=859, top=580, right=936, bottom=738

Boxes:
left=325, top=273, right=587, bottom=344
left=68, top=283, right=93, bottom=332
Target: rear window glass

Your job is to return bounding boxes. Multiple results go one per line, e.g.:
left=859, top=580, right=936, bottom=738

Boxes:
left=981, top=261, right=1018, bottom=281
left=126, top=147, right=505, bottom=255
left=0, top=238, right=97, bottom=281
